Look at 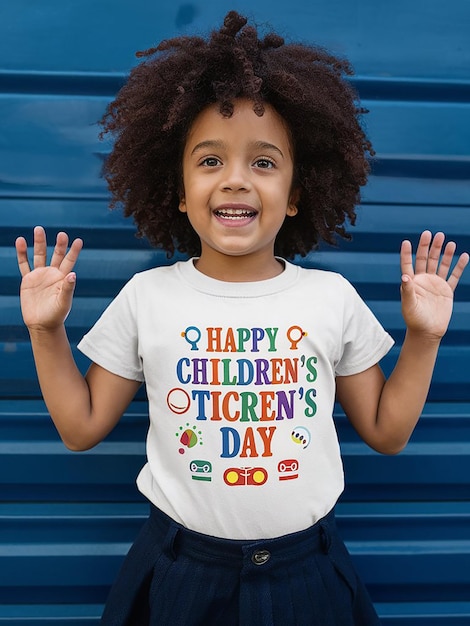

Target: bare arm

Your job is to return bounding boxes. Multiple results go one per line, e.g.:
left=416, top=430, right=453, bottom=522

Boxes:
left=16, top=227, right=140, bottom=451
left=336, top=231, right=469, bottom=455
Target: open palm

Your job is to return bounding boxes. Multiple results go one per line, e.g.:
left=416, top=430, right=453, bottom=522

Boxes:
left=16, top=226, right=83, bottom=330
left=400, top=231, right=469, bottom=338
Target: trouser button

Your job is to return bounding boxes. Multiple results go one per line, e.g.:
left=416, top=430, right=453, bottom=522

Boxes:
left=251, top=549, right=271, bottom=565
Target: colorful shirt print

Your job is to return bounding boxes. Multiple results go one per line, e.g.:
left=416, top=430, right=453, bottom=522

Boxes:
left=78, top=260, right=394, bottom=539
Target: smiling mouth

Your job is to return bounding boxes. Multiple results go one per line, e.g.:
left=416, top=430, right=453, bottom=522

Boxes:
left=214, top=208, right=258, bottom=220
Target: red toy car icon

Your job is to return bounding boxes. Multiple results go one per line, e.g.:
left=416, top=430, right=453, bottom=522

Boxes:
left=224, top=466, right=268, bottom=486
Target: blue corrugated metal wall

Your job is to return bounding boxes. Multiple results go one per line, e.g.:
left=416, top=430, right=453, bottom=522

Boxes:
left=1, top=1, right=469, bottom=623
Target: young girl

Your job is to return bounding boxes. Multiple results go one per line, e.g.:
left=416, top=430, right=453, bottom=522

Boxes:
left=15, top=11, right=468, bottom=626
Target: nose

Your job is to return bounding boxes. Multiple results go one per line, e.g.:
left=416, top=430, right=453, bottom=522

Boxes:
left=220, top=162, right=251, bottom=192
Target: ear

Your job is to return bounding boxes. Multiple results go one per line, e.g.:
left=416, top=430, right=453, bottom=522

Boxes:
left=179, top=197, right=187, bottom=213
left=287, top=188, right=300, bottom=217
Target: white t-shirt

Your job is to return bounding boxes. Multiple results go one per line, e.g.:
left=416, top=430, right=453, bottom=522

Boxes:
left=78, top=259, right=394, bottom=539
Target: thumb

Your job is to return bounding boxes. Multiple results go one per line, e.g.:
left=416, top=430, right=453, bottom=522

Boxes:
left=64, top=272, right=77, bottom=290
left=400, top=274, right=416, bottom=306
left=59, top=272, right=77, bottom=314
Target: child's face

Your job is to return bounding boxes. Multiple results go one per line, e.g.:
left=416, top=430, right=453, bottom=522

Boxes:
left=179, top=98, right=298, bottom=277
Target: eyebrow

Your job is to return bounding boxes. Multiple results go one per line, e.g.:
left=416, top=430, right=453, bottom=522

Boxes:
left=190, top=140, right=285, bottom=158
left=190, top=140, right=224, bottom=155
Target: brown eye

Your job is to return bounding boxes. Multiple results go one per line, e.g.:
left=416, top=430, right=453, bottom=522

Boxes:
left=254, top=158, right=275, bottom=169
left=201, top=157, right=221, bottom=167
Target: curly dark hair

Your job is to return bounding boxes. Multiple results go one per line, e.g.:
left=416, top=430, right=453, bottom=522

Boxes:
left=100, top=10, right=374, bottom=259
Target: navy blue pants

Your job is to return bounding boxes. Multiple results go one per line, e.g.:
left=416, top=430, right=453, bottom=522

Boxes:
left=101, top=505, right=380, bottom=625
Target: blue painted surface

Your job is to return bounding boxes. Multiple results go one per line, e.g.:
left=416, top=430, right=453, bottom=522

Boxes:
left=1, top=2, right=469, bottom=623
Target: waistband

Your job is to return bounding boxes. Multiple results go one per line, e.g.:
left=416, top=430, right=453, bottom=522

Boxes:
left=148, top=504, right=337, bottom=567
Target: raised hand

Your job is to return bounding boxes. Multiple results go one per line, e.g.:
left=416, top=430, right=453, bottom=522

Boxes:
left=400, top=230, right=469, bottom=339
left=15, top=226, right=84, bottom=331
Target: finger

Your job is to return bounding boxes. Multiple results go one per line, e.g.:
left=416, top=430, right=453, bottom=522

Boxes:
left=57, top=272, right=78, bottom=320
left=400, top=273, right=416, bottom=302
left=400, top=239, right=415, bottom=278
left=400, top=274, right=418, bottom=323
left=414, top=230, right=433, bottom=274
left=62, top=271, right=78, bottom=298
left=15, top=236, right=31, bottom=277
left=50, top=231, right=70, bottom=269
left=436, top=240, right=456, bottom=280
left=58, top=237, right=84, bottom=276
left=447, top=252, right=470, bottom=292
left=33, top=226, right=48, bottom=269
left=426, top=231, right=445, bottom=274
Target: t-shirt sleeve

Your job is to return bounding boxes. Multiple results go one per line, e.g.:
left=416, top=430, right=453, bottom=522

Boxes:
left=335, top=275, right=395, bottom=377
left=77, top=277, right=144, bottom=382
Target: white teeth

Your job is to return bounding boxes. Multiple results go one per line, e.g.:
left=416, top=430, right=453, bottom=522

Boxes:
left=215, top=208, right=256, bottom=219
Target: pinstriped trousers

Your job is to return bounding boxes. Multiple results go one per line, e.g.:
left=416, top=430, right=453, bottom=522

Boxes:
left=101, top=504, right=381, bottom=625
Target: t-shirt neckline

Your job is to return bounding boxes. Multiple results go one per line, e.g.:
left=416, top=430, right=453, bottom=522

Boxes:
left=178, top=257, right=299, bottom=297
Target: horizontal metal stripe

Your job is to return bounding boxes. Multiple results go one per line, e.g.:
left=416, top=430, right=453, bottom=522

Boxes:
left=1, top=70, right=470, bottom=102
left=0, top=603, right=102, bottom=618
left=2, top=199, right=470, bottom=233
left=376, top=601, right=470, bottom=619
